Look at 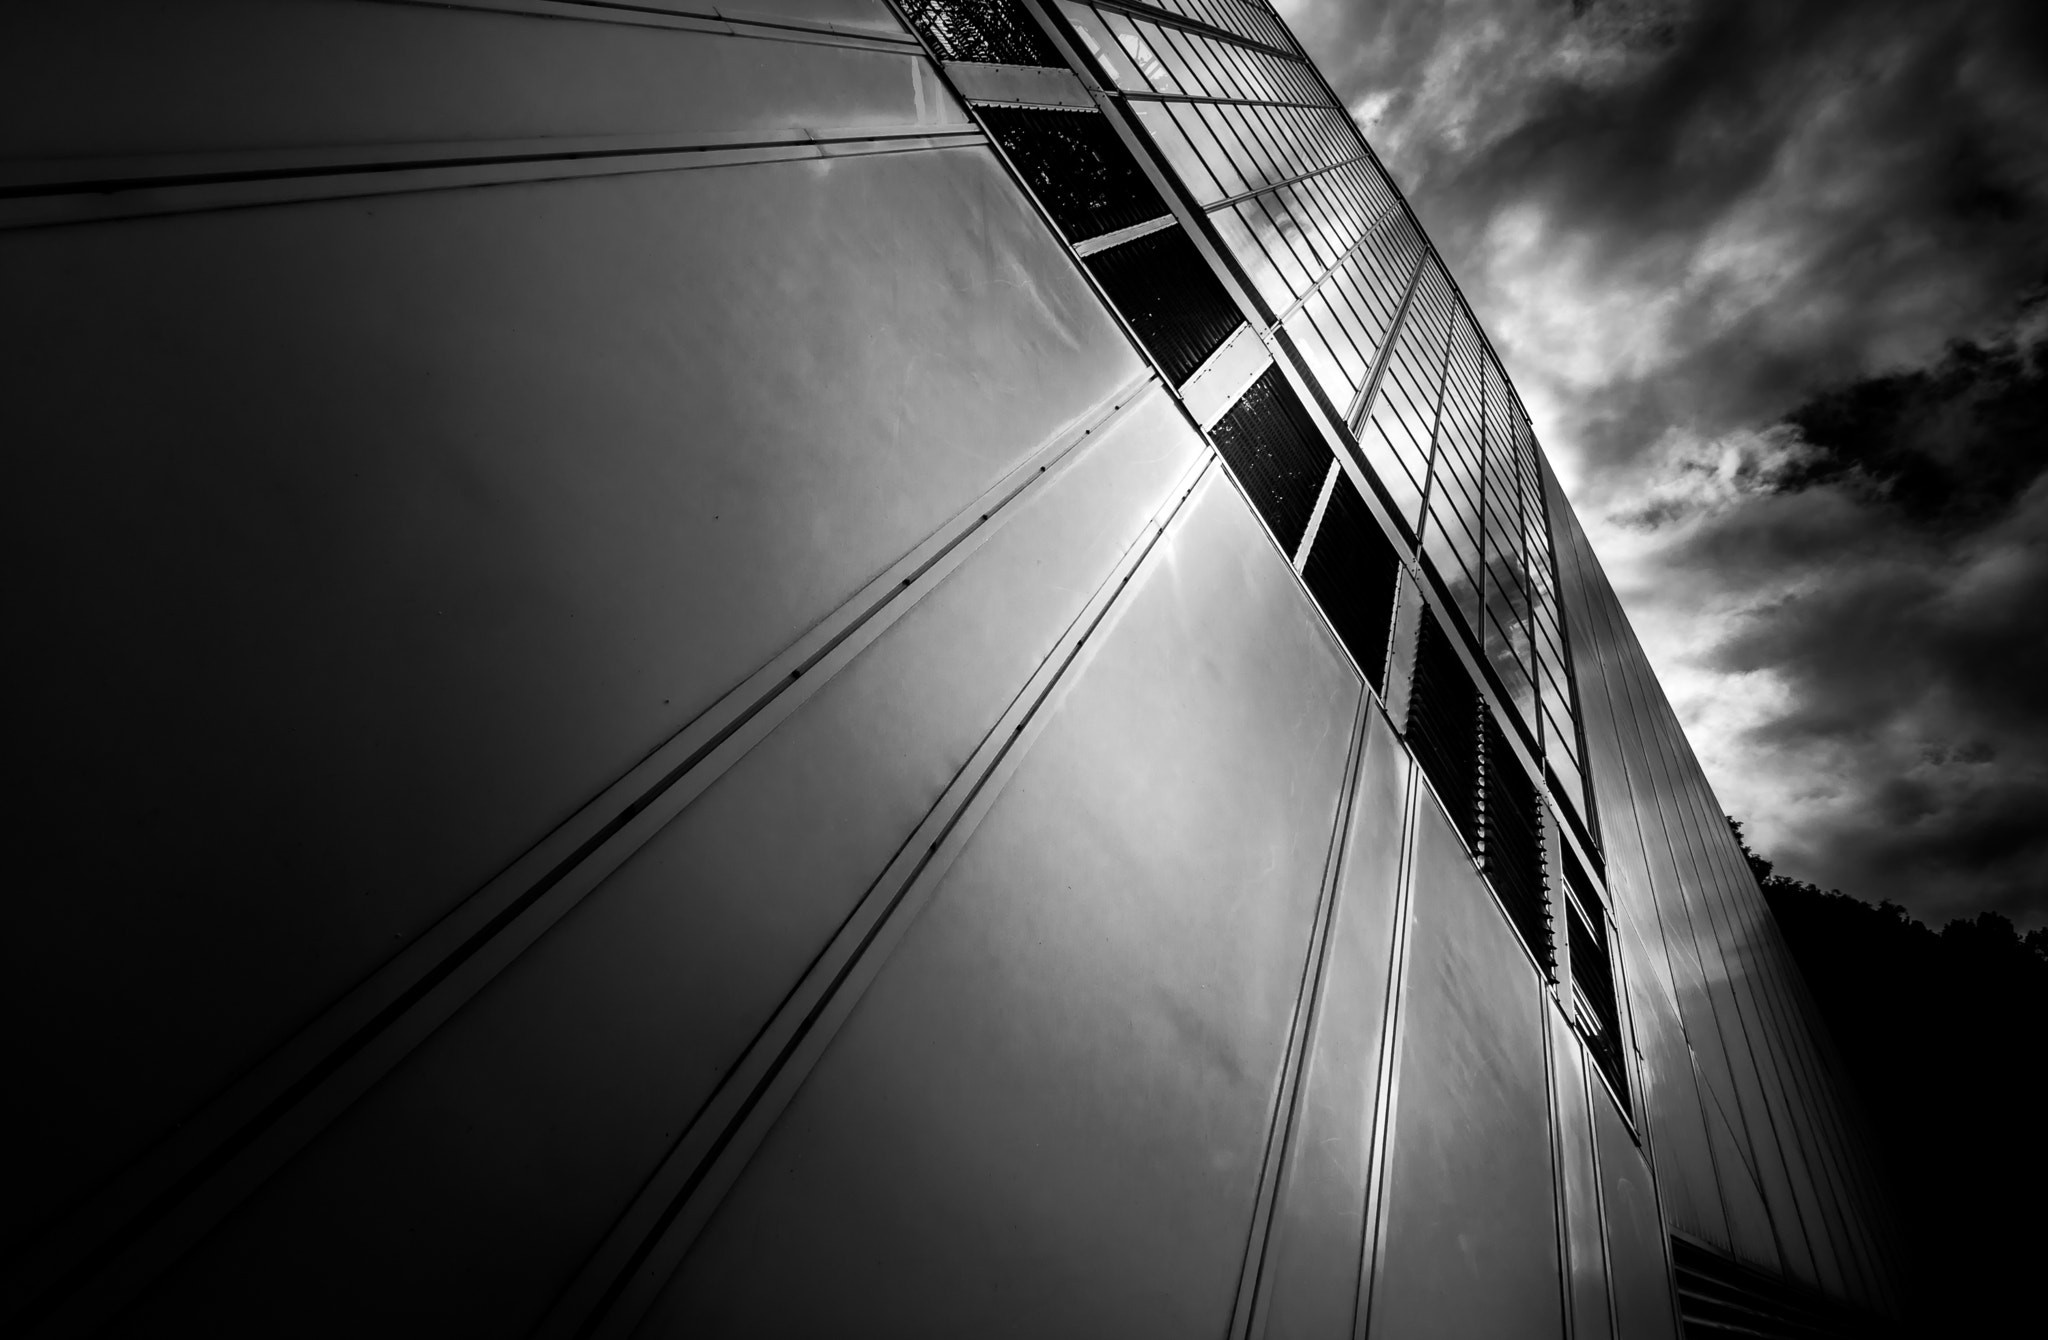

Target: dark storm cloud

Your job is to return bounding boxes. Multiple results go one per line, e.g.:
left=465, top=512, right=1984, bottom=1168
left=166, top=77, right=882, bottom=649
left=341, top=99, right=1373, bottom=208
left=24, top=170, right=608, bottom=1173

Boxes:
left=1778, top=315, right=2048, bottom=531
left=1278, top=0, right=2048, bottom=924
left=1685, top=312, right=2048, bottom=925
left=1285, top=0, right=2048, bottom=470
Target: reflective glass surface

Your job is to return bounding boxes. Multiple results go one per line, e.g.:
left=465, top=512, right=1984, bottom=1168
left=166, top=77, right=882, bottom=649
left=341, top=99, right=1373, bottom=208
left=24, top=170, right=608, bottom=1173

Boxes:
left=1064, top=0, right=1593, bottom=830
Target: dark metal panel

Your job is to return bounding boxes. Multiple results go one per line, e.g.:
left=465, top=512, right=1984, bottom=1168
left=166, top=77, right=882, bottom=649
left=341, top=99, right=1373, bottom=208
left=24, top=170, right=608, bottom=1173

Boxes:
left=1553, top=478, right=1887, bottom=1301
left=5, top=145, right=1140, bottom=1252
left=1551, top=1011, right=1612, bottom=1340
left=1604, top=635, right=1820, bottom=1287
left=1547, top=503, right=1666, bottom=993
left=1616, top=917, right=1732, bottom=1253
left=1, top=1, right=938, bottom=166
left=1256, top=707, right=1410, bottom=1340
left=1592, top=1080, right=1678, bottom=1340
left=1702, top=1087, right=1782, bottom=1276
left=1651, top=737, right=1862, bottom=1303
left=1679, top=750, right=1886, bottom=1309
left=1551, top=494, right=1807, bottom=1274
left=102, top=381, right=1207, bottom=1337
left=632, top=471, right=1361, bottom=1338
left=754, top=0, right=907, bottom=30
left=1547, top=480, right=1733, bottom=1254
left=1679, top=796, right=1893, bottom=1311
left=1367, top=801, right=1563, bottom=1340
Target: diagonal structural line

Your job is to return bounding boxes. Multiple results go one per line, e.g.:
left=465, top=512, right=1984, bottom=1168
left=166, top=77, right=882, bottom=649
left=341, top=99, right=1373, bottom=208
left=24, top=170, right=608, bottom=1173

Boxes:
left=0, top=124, right=984, bottom=230
left=1228, top=689, right=1372, bottom=1340
left=1352, top=753, right=1421, bottom=1340
left=1343, top=247, right=1430, bottom=432
left=1268, top=199, right=1409, bottom=331
left=548, top=452, right=1222, bottom=1340
left=2, top=373, right=1160, bottom=1340
left=1202, top=148, right=1370, bottom=215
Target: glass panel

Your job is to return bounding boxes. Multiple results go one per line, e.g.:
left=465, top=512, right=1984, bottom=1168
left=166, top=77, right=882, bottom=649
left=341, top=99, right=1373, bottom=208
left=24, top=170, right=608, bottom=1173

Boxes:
left=1361, top=428, right=1425, bottom=530
left=1284, top=305, right=1350, bottom=408
left=1138, top=20, right=1203, bottom=95
left=1058, top=1, right=1136, bottom=87
left=1128, top=98, right=1224, bottom=201
left=1305, top=292, right=1369, bottom=385
left=1238, top=200, right=1312, bottom=295
left=1177, top=101, right=1250, bottom=198
left=1099, top=9, right=1176, bottom=92
left=1212, top=205, right=1292, bottom=311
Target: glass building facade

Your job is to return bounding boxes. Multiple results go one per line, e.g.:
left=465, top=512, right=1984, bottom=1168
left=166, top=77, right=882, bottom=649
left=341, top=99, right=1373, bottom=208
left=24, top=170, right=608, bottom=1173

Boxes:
left=5, top=2, right=1900, bottom=1336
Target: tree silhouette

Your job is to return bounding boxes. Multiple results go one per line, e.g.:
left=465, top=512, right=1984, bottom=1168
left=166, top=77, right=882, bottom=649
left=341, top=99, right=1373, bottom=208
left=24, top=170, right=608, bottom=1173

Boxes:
left=1729, top=817, right=2046, bottom=1333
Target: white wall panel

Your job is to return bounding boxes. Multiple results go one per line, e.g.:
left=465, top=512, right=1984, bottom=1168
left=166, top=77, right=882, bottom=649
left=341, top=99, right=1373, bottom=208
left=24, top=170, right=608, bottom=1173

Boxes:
left=106, top=373, right=1194, bottom=1340
left=4, top=132, right=1138, bottom=1252
left=1255, top=708, right=1410, bottom=1340
left=0, top=0, right=938, bottom=165
left=633, top=473, right=1361, bottom=1337
left=1367, top=803, right=1564, bottom=1340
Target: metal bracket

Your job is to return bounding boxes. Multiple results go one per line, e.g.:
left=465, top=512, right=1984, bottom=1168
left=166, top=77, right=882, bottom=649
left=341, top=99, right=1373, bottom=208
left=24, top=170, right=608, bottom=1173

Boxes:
left=943, top=61, right=1094, bottom=109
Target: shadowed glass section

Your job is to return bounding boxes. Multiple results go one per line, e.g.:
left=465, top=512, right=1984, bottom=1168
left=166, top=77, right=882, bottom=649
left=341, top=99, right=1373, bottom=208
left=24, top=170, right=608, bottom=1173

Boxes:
left=1360, top=258, right=1455, bottom=531
left=1407, top=607, right=1479, bottom=843
left=1565, top=843, right=1629, bottom=1108
left=905, top=0, right=1063, bottom=65
left=1301, top=472, right=1400, bottom=691
left=980, top=107, right=1170, bottom=243
left=1209, top=365, right=1331, bottom=552
left=1480, top=714, right=1550, bottom=972
left=1085, top=225, right=1243, bottom=383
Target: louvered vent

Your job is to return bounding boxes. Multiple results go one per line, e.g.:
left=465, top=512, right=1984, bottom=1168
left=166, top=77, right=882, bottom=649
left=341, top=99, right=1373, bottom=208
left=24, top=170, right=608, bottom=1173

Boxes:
left=1480, top=715, right=1551, bottom=971
left=1209, top=367, right=1332, bottom=554
left=1563, top=843, right=1627, bottom=1106
left=1407, top=608, right=1479, bottom=845
left=1085, top=227, right=1244, bottom=385
left=979, top=108, right=1171, bottom=243
left=1301, top=472, right=1401, bottom=690
left=902, top=0, right=1064, bottom=65
left=1671, top=1237, right=1888, bottom=1339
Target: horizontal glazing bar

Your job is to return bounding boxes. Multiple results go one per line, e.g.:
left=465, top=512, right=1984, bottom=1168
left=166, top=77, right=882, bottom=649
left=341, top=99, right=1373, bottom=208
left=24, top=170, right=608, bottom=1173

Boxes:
left=1045, top=0, right=1608, bottom=853
left=1082, top=0, right=1304, bottom=63
left=1121, top=90, right=1334, bottom=111
left=1202, top=147, right=1371, bottom=212
left=1140, top=0, right=1294, bottom=49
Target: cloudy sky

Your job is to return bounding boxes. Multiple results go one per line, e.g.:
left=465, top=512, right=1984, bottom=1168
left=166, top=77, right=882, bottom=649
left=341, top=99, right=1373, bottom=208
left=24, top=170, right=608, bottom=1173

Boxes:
left=1278, top=0, right=2048, bottom=928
